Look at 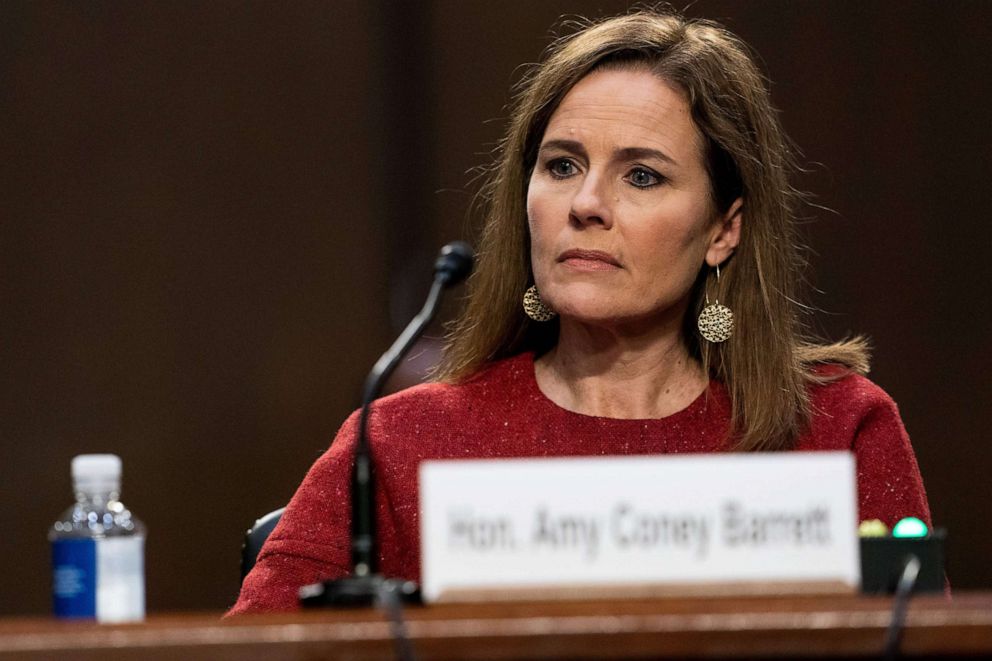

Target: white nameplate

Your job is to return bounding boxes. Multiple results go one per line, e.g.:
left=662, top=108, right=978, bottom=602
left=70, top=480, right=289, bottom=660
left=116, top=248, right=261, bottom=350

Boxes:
left=419, top=452, right=858, bottom=602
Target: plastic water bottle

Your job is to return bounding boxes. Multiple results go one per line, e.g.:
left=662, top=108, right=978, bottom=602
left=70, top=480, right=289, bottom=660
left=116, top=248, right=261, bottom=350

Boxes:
left=49, top=454, right=146, bottom=622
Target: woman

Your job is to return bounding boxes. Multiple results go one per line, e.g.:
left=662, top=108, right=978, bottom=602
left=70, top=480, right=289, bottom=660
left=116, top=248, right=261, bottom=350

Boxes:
left=231, top=8, right=930, bottom=613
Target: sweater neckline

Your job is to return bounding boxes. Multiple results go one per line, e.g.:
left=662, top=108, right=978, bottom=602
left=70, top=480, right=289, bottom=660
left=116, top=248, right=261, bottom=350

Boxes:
left=512, top=352, right=719, bottom=425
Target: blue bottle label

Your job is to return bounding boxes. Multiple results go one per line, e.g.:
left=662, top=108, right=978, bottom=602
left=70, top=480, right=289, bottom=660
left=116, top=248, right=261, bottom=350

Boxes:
left=52, top=538, right=97, bottom=618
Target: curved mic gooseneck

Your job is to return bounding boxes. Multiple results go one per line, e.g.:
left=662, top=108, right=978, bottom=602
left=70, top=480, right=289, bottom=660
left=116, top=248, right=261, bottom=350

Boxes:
left=352, top=240, right=473, bottom=577
left=300, top=241, right=474, bottom=609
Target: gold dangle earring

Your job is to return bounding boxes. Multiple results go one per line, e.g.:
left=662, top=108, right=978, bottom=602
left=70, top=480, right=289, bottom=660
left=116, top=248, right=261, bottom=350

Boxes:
left=523, top=285, right=556, bottom=322
left=697, top=264, right=733, bottom=343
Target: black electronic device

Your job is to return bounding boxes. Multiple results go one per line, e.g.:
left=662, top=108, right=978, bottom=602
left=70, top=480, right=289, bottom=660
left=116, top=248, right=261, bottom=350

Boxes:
left=860, top=529, right=946, bottom=594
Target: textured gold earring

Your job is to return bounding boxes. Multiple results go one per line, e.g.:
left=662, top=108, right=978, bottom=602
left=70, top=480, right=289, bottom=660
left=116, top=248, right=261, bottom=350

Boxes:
left=697, top=264, right=733, bottom=343
left=523, top=285, right=556, bottom=322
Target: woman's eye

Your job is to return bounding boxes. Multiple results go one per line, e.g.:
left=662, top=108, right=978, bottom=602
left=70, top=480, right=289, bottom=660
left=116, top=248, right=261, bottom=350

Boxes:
left=627, top=167, right=661, bottom=188
left=548, top=158, right=576, bottom=178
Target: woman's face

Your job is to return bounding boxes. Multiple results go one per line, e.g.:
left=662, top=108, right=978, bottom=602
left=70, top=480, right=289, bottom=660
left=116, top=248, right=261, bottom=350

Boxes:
left=527, top=67, right=741, bottom=331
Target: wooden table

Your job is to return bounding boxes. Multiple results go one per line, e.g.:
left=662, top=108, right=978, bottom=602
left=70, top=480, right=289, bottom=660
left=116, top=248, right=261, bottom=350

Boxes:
left=2, top=593, right=991, bottom=660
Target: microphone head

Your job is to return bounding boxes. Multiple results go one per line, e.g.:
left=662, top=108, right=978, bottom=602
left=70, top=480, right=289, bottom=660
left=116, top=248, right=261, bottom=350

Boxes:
left=434, top=241, right=474, bottom=286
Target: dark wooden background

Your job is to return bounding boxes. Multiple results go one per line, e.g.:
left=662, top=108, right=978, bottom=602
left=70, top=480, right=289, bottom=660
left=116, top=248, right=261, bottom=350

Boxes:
left=2, top=1, right=989, bottom=614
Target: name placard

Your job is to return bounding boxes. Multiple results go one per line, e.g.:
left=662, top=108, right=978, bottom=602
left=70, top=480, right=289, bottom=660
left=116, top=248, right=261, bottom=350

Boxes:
left=419, top=452, right=858, bottom=602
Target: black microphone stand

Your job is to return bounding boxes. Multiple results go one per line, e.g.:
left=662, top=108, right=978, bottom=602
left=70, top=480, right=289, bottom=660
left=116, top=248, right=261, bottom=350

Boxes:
left=299, top=242, right=473, bottom=609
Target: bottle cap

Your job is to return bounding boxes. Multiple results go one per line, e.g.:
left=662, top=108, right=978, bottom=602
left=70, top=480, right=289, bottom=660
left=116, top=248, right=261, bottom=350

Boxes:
left=72, top=454, right=122, bottom=494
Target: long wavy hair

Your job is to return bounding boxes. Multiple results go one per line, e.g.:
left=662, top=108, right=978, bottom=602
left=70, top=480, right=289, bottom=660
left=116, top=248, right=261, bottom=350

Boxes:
left=434, top=8, right=868, bottom=451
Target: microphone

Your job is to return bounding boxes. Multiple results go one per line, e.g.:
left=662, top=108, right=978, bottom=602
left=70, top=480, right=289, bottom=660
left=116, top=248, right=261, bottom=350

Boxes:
left=300, top=241, right=474, bottom=608
left=359, top=241, right=473, bottom=409
left=433, top=240, right=474, bottom=286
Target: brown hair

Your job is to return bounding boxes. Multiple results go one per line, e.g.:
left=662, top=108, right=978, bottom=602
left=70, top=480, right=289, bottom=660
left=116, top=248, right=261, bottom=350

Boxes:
left=434, top=8, right=868, bottom=451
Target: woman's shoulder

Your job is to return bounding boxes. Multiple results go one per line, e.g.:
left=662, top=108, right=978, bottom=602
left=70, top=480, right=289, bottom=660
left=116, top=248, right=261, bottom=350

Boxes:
left=800, top=364, right=905, bottom=449
left=804, top=366, right=929, bottom=527
left=808, top=365, right=898, bottom=414
left=369, top=352, right=537, bottom=424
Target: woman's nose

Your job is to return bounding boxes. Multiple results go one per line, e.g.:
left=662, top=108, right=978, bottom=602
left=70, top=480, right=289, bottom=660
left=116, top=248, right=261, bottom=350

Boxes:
left=569, top=174, right=613, bottom=229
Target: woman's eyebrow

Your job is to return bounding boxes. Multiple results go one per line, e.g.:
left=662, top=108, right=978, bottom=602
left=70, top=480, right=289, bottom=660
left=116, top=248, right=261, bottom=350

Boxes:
left=616, top=146, right=676, bottom=166
left=537, top=139, right=586, bottom=158
left=538, top=140, right=675, bottom=166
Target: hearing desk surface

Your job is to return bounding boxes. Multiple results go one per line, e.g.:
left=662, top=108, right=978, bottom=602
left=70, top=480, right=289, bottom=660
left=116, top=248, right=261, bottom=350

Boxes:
left=2, top=593, right=991, bottom=660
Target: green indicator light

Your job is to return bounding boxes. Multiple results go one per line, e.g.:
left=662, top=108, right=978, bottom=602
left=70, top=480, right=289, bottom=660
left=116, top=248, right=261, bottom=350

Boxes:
left=892, top=517, right=928, bottom=538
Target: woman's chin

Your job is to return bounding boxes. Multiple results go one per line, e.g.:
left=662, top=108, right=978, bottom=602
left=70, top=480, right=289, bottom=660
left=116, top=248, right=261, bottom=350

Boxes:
left=555, top=305, right=648, bottom=328
left=550, top=298, right=683, bottom=335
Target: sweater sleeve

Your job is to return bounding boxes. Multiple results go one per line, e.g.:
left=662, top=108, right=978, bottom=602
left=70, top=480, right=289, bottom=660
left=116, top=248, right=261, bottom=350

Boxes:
left=227, top=412, right=359, bottom=615
left=850, top=386, right=931, bottom=529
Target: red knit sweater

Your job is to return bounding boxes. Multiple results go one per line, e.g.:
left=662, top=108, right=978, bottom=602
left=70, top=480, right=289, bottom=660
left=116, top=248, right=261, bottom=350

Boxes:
left=230, top=352, right=930, bottom=614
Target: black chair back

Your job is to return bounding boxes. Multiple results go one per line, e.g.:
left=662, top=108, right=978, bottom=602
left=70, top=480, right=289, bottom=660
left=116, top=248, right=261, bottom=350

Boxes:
left=240, top=507, right=285, bottom=582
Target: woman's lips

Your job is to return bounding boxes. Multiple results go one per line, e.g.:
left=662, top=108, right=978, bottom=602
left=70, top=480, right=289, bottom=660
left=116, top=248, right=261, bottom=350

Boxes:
left=557, top=249, right=622, bottom=271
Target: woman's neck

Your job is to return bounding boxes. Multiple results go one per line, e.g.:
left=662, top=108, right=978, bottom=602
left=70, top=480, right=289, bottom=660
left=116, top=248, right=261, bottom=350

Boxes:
left=534, top=318, right=708, bottom=419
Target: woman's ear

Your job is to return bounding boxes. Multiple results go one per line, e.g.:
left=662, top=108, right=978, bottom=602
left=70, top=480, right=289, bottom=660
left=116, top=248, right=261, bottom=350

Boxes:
left=705, top=197, right=743, bottom=267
